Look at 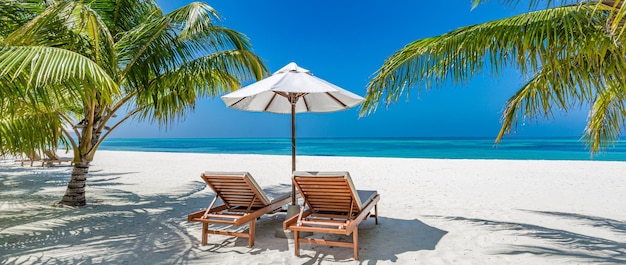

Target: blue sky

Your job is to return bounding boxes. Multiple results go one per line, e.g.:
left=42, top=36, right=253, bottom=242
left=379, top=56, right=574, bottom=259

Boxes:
left=111, top=0, right=589, bottom=139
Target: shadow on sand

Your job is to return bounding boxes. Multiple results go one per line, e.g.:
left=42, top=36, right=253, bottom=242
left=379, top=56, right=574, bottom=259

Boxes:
left=0, top=163, right=447, bottom=264
left=436, top=210, right=626, bottom=264
left=288, top=216, right=447, bottom=264
left=180, top=188, right=448, bottom=263
left=191, top=212, right=448, bottom=264
left=0, top=164, right=209, bottom=264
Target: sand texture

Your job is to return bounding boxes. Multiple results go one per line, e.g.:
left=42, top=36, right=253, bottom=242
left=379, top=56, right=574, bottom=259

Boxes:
left=1, top=151, right=625, bottom=264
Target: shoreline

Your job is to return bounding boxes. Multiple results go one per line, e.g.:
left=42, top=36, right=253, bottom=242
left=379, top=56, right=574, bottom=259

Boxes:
left=2, top=150, right=625, bottom=264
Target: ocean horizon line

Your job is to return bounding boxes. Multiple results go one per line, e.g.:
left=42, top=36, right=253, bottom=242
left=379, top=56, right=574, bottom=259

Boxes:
left=105, top=136, right=592, bottom=140
left=92, top=137, right=626, bottom=162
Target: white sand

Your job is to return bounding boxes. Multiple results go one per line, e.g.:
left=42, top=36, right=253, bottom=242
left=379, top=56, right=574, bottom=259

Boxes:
left=1, top=150, right=625, bottom=264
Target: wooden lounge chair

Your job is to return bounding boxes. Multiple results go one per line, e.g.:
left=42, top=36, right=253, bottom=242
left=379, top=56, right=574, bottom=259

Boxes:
left=43, top=150, right=73, bottom=166
left=15, top=151, right=45, bottom=167
left=283, top=171, right=380, bottom=259
left=187, top=171, right=292, bottom=247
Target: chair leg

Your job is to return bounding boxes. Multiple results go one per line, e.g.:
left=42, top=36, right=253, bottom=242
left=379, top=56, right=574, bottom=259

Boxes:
left=353, top=229, right=359, bottom=259
left=294, top=230, right=300, bottom=256
left=201, top=223, right=208, bottom=246
left=248, top=219, right=255, bottom=247
left=374, top=204, right=379, bottom=225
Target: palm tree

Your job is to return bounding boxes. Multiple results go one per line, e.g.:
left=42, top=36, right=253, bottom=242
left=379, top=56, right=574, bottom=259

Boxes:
left=362, top=0, right=626, bottom=153
left=0, top=0, right=268, bottom=206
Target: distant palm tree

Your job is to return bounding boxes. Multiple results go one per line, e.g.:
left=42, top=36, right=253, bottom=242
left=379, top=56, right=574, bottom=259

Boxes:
left=0, top=0, right=267, bottom=206
left=362, top=0, right=626, bottom=153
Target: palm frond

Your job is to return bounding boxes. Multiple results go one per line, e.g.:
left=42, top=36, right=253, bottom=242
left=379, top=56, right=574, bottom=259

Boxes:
left=472, top=0, right=585, bottom=9
left=584, top=82, right=626, bottom=152
left=70, top=2, right=116, bottom=73
left=0, top=101, right=67, bottom=157
left=473, top=0, right=626, bottom=37
left=164, top=2, right=253, bottom=53
left=361, top=4, right=608, bottom=115
left=0, top=45, right=119, bottom=105
left=115, top=16, right=180, bottom=84
left=496, top=37, right=626, bottom=144
left=133, top=49, right=267, bottom=127
left=88, top=0, right=161, bottom=37
left=0, top=0, right=42, bottom=39
left=166, top=2, right=221, bottom=37
left=3, top=1, right=116, bottom=73
left=116, top=2, right=257, bottom=85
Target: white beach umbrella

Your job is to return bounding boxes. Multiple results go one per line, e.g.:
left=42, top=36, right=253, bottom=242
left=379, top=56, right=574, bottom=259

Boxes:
left=221, top=62, right=365, bottom=204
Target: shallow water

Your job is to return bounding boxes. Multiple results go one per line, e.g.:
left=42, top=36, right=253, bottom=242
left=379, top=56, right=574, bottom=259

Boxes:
left=94, top=137, right=626, bottom=161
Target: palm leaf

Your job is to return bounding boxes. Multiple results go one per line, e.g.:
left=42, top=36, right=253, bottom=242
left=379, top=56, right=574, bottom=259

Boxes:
left=584, top=82, right=626, bottom=152
left=362, top=4, right=609, bottom=114
left=4, top=1, right=117, bottom=74
left=133, top=49, right=267, bottom=127
left=0, top=0, right=41, bottom=39
left=0, top=101, right=68, bottom=157
left=0, top=45, right=119, bottom=105
left=88, top=0, right=161, bottom=37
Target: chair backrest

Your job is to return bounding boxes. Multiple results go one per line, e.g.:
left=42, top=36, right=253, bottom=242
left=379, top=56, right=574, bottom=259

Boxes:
left=292, top=171, right=363, bottom=214
left=201, top=172, right=271, bottom=208
left=27, top=151, right=42, bottom=160
left=43, top=150, right=60, bottom=160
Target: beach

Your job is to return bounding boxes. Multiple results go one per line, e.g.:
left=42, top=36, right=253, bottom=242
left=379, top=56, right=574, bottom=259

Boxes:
left=1, top=150, right=625, bottom=264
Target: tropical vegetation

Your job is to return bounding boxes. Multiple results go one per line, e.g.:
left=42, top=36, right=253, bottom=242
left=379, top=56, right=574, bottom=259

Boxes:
left=362, top=0, right=626, bottom=153
left=0, top=0, right=267, bottom=206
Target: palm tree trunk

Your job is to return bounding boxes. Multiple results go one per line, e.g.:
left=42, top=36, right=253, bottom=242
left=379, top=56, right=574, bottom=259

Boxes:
left=60, top=161, right=89, bottom=206
left=60, top=107, right=100, bottom=207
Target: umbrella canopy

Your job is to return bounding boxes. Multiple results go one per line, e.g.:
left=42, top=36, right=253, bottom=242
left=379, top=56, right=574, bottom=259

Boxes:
left=222, top=62, right=364, bottom=113
left=221, top=62, right=365, bottom=204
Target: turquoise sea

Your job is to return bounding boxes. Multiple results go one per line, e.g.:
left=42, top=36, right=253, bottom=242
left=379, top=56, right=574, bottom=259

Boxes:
left=97, top=138, right=626, bottom=161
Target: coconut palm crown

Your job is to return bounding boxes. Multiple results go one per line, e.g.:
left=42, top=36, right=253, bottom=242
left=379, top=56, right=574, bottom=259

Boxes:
left=0, top=0, right=268, bottom=206
left=362, top=0, right=626, bottom=153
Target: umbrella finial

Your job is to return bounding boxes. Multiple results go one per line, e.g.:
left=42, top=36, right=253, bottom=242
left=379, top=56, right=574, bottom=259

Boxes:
left=276, top=62, right=311, bottom=75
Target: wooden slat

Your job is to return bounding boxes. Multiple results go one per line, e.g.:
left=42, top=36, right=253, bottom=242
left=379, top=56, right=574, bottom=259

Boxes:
left=300, top=186, right=345, bottom=189
left=298, top=184, right=348, bottom=188
left=306, top=196, right=350, bottom=200
left=306, top=198, right=347, bottom=202
left=206, top=230, right=250, bottom=238
left=220, top=194, right=254, bottom=198
left=303, top=217, right=347, bottom=223
left=191, top=173, right=292, bottom=248
left=307, top=198, right=351, bottom=203
left=205, top=176, right=245, bottom=181
left=308, top=199, right=350, bottom=204
left=297, top=238, right=353, bottom=248
left=312, top=206, right=351, bottom=210
left=213, top=188, right=251, bottom=192
left=204, top=213, right=245, bottom=219
left=312, top=205, right=351, bottom=210
left=308, top=195, right=348, bottom=199
left=302, top=190, right=351, bottom=195
left=204, top=175, right=241, bottom=179
left=307, top=213, right=349, bottom=219
left=211, top=186, right=247, bottom=189
left=294, top=177, right=346, bottom=182
left=208, top=183, right=248, bottom=187
left=295, top=179, right=354, bottom=214
left=287, top=224, right=350, bottom=235
left=209, top=179, right=248, bottom=183
left=299, top=220, right=347, bottom=227
left=288, top=173, right=378, bottom=259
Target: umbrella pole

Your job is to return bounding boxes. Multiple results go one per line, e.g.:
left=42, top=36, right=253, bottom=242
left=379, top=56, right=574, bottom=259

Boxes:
left=291, top=103, right=296, bottom=205
left=282, top=101, right=302, bottom=237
